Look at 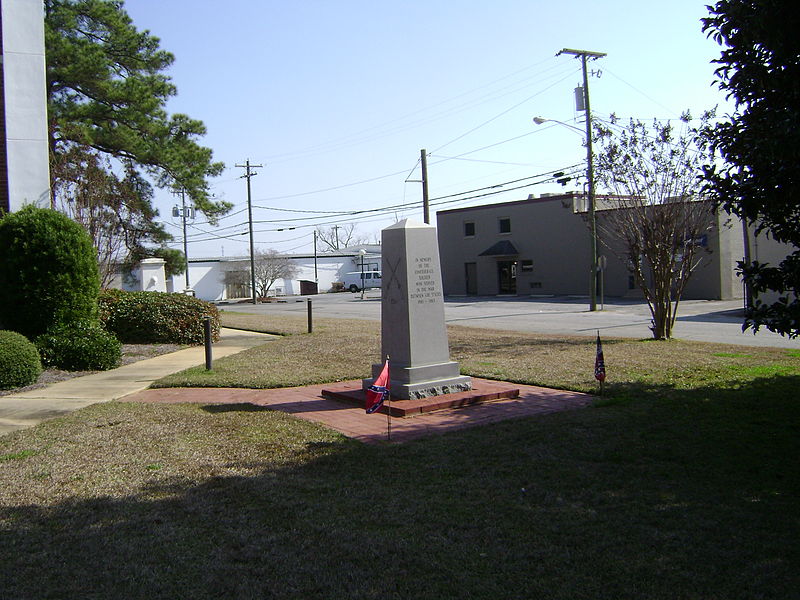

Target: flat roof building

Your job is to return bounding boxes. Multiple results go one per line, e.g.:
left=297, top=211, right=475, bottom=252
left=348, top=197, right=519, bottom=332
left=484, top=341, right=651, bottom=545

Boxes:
left=436, top=192, right=789, bottom=302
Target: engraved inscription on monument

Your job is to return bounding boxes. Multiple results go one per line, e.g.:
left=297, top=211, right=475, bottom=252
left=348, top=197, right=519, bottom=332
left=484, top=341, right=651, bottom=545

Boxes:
left=410, top=256, right=443, bottom=305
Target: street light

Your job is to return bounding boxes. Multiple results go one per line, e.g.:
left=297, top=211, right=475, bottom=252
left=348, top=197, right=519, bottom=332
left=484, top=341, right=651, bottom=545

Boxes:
left=532, top=116, right=583, bottom=134
left=358, top=248, right=366, bottom=300
left=534, top=115, right=599, bottom=311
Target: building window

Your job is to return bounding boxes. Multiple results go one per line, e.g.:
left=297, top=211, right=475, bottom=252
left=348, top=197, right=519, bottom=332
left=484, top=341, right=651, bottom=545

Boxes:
left=499, top=217, right=511, bottom=234
left=520, top=260, right=533, bottom=272
left=464, top=221, right=475, bottom=237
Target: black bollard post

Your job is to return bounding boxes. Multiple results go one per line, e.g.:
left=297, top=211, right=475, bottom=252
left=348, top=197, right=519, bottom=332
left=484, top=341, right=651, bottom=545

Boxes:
left=203, top=316, right=213, bottom=370
left=307, top=299, right=313, bottom=333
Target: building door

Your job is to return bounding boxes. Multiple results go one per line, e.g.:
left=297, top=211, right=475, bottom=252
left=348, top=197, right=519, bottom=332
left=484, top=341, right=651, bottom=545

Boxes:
left=465, top=262, right=477, bottom=295
left=497, top=261, right=517, bottom=295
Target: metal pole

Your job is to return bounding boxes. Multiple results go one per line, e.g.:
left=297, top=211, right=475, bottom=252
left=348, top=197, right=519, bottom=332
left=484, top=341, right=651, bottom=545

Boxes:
left=203, top=316, right=212, bottom=370
left=360, top=252, right=365, bottom=300
left=420, top=148, right=430, bottom=224
left=307, top=299, right=313, bottom=333
left=742, top=219, right=753, bottom=311
left=313, top=230, right=318, bottom=287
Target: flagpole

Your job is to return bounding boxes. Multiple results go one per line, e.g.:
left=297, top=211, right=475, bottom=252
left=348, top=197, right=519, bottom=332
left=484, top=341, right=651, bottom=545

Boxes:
left=386, top=355, right=391, bottom=441
left=595, top=330, right=606, bottom=395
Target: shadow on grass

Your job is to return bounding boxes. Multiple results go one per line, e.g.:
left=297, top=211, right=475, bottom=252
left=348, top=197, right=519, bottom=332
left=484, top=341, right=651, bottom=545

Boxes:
left=201, top=403, right=275, bottom=414
left=1, top=376, right=799, bottom=599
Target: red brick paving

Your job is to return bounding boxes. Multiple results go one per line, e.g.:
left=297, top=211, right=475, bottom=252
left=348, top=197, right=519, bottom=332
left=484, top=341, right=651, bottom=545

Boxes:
left=125, top=378, right=593, bottom=444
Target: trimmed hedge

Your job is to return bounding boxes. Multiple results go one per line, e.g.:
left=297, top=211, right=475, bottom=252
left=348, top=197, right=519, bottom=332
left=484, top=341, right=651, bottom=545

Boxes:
left=0, top=206, right=100, bottom=339
left=99, top=289, right=220, bottom=345
left=35, top=321, right=121, bottom=372
left=0, top=330, right=43, bottom=389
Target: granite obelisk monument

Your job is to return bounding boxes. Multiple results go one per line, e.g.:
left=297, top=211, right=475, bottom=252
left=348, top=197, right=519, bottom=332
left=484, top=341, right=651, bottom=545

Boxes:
left=364, top=219, right=471, bottom=399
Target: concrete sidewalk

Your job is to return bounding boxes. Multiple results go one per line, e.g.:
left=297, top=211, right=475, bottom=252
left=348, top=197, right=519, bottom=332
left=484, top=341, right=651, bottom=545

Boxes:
left=0, top=328, right=275, bottom=436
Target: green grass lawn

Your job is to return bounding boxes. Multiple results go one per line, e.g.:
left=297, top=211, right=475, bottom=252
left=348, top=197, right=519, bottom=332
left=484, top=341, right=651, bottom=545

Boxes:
left=1, top=311, right=798, bottom=598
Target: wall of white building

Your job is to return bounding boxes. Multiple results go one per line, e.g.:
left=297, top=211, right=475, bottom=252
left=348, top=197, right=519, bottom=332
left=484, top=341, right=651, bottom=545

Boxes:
left=141, top=249, right=383, bottom=302
left=1, top=0, right=50, bottom=211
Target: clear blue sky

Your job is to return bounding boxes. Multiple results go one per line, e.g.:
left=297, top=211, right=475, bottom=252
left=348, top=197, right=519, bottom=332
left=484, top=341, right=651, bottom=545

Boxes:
left=124, top=0, right=730, bottom=258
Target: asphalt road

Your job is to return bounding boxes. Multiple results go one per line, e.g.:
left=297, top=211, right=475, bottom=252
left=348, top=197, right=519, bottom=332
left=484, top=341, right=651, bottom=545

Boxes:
left=221, top=292, right=800, bottom=349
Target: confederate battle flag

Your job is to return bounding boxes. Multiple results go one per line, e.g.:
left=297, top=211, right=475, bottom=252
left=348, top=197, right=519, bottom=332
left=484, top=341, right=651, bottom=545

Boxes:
left=365, top=359, right=390, bottom=414
left=594, top=332, right=606, bottom=383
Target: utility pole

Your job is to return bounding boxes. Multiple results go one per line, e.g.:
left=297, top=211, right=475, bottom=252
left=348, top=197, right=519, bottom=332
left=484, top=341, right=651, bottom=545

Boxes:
left=420, top=148, right=430, bottom=224
left=171, top=187, right=194, bottom=293
left=407, top=149, right=431, bottom=223
left=235, top=159, right=262, bottom=304
left=558, top=48, right=606, bottom=312
left=332, top=224, right=341, bottom=249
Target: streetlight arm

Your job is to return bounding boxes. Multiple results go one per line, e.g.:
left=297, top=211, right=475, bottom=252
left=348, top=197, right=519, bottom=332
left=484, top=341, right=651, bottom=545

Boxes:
left=533, top=116, right=586, bottom=137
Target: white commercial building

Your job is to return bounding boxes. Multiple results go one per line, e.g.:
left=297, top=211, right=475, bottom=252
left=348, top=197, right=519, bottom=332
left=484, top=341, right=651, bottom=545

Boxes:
left=115, top=246, right=382, bottom=302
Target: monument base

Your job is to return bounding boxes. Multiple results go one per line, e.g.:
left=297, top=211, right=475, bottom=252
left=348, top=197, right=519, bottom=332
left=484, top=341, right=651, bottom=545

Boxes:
left=323, top=379, right=519, bottom=417
left=364, top=361, right=472, bottom=400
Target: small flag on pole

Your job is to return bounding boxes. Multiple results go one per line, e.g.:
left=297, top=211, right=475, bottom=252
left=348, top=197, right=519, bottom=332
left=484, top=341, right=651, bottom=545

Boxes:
left=366, top=358, right=390, bottom=414
left=594, top=331, right=606, bottom=383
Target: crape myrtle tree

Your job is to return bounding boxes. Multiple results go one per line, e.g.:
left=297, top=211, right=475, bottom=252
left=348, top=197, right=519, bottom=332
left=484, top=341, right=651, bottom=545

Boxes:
left=45, top=0, right=231, bottom=277
left=252, top=249, right=300, bottom=298
left=700, top=0, right=800, bottom=338
left=593, top=112, right=715, bottom=340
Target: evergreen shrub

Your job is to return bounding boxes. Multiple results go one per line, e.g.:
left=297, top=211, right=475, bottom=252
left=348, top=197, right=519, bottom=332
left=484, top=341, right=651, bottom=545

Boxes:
left=35, top=321, right=121, bottom=372
left=99, top=289, right=220, bottom=345
left=0, top=206, right=100, bottom=339
left=0, top=330, right=43, bottom=389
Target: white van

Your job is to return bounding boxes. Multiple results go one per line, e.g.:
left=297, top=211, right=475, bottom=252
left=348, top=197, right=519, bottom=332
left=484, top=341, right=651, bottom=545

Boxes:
left=341, top=271, right=382, bottom=292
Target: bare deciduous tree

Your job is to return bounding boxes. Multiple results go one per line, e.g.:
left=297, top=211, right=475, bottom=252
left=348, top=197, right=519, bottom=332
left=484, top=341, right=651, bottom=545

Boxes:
left=594, top=112, right=715, bottom=339
left=52, top=149, right=175, bottom=288
left=252, top=249, right=300, bottom=298
left=315, top=224, right=369, bottom=252
left=223, top=269, right=250, bottom=299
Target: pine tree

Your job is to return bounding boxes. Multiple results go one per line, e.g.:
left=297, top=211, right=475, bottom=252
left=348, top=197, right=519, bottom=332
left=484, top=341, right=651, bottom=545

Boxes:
left=45, top=0, right=230, bottom=219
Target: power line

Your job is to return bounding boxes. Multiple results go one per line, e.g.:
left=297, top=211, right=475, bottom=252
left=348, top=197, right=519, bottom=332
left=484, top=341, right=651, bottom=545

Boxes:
left=430, top=67, right=580, bottom=155
left=429, top=155, right=536, bottom=167
left=600, top=67, right=682, bottom=118
left=236, top=165, right=583, bottom=227
left=183, top=159, right=584, bottom=244
left=255, top=167, right=412, bottom=202
left=259, top=57, right=566, bottom=164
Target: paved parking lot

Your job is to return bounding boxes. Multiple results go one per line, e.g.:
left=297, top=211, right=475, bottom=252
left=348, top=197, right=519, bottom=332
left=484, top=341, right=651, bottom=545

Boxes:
left=221, top=293, right=800, bottom=349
